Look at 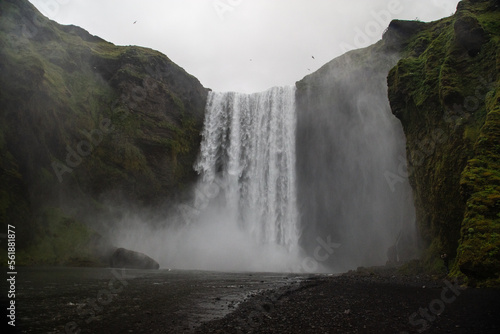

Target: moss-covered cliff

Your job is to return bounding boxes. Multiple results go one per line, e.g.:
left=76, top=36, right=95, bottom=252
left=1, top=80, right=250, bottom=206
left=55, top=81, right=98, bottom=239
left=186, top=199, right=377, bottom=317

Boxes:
left=0, top=0, right=208, bottom=265
left=388, top=0, right=499, bottom=284
left=1, top=0, right=498, bottom=282
left=295, top=0, right=499, bottom=283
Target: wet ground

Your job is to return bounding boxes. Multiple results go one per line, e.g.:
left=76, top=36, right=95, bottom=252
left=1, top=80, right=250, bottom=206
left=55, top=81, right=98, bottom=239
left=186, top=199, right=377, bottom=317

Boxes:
left=0, top=267, right=307, bottom=333
left=2, top=267, right=500, bottom=333
left=197, top=270, right=500, bottom=334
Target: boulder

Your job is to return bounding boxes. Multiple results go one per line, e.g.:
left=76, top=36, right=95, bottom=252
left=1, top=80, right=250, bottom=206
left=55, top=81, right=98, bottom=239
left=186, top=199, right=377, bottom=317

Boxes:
left=454, top=15, right=487, bottom=56
left=110, top=247, right=160, bottom=269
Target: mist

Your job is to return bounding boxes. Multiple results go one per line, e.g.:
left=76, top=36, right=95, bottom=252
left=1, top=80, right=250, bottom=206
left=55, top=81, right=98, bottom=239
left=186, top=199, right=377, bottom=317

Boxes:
left=103, top=40, right=418, bottom=273
left=105, top=87, right=315, bottom=273
left=295, top=43, right=417, bottom=272
left=106, top=204, right=307, bottom=273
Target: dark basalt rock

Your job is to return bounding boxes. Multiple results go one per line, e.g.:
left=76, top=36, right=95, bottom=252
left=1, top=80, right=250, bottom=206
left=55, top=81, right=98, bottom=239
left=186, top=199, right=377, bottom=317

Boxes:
left=454, top=15, right=488, bottom=56
left=383, top=19, right=427, bottom=50
left=0, top=0, right=209, bottom=264
left=110, top=247, right=160, bottom=270
left=387, top=0, right=500, bottom=284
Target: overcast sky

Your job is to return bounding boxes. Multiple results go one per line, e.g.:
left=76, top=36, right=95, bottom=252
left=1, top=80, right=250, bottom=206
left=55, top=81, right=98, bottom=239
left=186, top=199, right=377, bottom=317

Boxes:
left=28, top=0, right=460, bottom=93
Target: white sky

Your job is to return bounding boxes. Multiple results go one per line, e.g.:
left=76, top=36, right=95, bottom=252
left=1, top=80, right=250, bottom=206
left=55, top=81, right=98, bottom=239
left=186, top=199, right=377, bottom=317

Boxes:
left=28, top=0, right=460, bottom=93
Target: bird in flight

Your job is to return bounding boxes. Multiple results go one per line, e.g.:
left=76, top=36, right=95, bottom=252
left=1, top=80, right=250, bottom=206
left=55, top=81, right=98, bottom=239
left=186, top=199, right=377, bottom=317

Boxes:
left=133, top=21, right=137, bottom=24
left=311, top=55, right=315, bottom=59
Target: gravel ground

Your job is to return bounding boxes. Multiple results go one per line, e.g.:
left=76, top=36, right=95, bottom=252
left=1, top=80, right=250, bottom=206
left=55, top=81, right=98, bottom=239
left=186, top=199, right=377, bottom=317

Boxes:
left=0, top=267, right=306, bottom=334
left=2, top=267, right=499, bottom=334
left=196, top=269, right=500, bottom=334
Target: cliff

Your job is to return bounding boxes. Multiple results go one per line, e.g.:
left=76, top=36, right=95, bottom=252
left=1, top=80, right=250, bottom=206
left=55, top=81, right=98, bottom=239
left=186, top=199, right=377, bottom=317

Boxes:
left=0, top=0, right=208, bottom=265
left=295, top=0, right=499, bottom=284
left=295, top=20, right=425, bottom=270
left=1, top=0, right=498, bottom=284
left=388, top=0, right=499, bottom=284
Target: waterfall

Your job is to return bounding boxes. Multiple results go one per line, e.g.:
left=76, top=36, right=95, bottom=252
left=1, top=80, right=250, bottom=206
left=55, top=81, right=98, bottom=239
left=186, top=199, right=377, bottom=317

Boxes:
left=194, top=86, right=299, bottom=251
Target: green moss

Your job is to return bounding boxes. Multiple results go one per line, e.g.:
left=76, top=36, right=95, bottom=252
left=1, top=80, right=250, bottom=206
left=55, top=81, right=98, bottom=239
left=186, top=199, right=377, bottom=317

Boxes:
left=171, top=92, right=186, bottom=113
left=0, top=207, right=104, bottom=266
left=419, top=238, right=450, bottom=275
left=388, top=0, right=500, bottom=284
left=397, top=259, right=424, bottom=275
left=457, top=94, right=500, bottom=281
left=0, top=0, right=207, bottom=266
left=477, top=8, right=500, bottom=37
left=463, top=125, right=481, bottom=143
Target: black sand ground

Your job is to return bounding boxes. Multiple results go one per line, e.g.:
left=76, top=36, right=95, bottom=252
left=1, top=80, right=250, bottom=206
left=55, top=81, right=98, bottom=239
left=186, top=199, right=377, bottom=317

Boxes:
left=197, top=270, right=500, bottom=334
left=2, top=267, right=499, bottom=333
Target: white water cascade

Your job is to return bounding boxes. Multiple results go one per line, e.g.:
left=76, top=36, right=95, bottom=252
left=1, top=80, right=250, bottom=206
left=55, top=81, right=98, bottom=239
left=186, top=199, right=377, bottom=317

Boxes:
left=195, top=86, right=299, bottom=251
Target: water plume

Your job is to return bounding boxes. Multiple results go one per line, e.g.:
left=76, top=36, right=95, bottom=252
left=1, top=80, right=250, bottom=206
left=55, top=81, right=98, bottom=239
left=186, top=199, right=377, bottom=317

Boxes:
left=195, top=86, right=299, bottom=250
left=110, top=49, right=417, bottom=273
left=110, top=86, right=304, bottom=272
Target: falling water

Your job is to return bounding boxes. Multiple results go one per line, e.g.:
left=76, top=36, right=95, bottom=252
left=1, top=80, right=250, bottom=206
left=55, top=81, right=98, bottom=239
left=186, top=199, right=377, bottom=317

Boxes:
left=112, top=53, right=415, bottom=273
left=195, top=86, right=299, bottom=251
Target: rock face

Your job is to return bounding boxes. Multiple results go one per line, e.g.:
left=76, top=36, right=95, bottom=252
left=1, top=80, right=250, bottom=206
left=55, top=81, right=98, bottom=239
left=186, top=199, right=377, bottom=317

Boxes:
left=295, top=0, right=499, bottom=283
left=0, top=0, right=207, bottom=264
left=1, top=0, right=498, bottom=284
left=294, top=21, right=423, bottom=270
left=110, top=248, right=160, bottom=270
left=388, top=0, right=499, bottom=283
